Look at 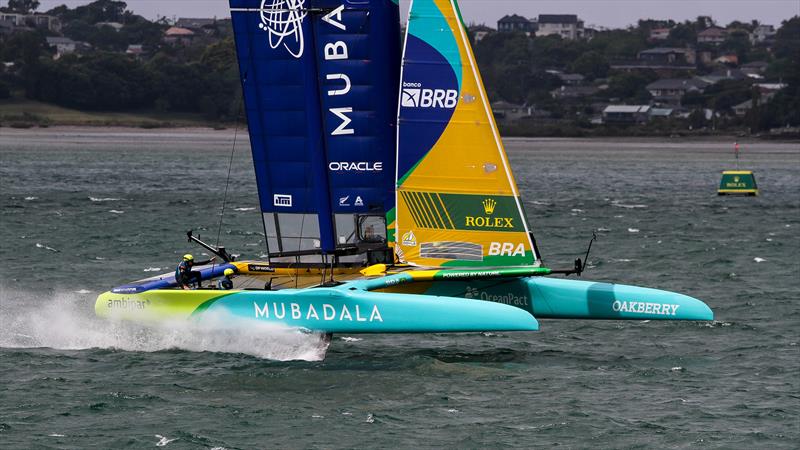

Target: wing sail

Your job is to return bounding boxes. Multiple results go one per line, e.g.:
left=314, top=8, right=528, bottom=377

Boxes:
left=395, top=0, right=539, bottom=267
left=230, top=0, right=400, bottom=260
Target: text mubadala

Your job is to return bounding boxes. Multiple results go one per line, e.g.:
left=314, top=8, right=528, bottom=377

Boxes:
left=612, top=300, right=680, bottom=316
left=254, top=301, right=383, bottom=322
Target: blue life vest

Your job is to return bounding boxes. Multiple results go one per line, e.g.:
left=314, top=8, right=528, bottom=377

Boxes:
left=217, top=276, right=233, bottom=290
left=175, top=261, right=190, bottom=281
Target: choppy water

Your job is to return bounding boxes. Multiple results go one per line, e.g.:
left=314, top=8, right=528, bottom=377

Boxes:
left=1, top=129, right=798, bottom=448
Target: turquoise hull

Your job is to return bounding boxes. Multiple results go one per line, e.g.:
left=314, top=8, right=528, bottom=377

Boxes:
left=201, top=288, right=540, bottom=333
left=96, top=273, right=711, bottom=333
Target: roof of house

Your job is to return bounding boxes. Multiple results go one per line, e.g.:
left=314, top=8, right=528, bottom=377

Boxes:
left=46, top=36, right=76, bottom=45
left=176, top=18, right=216, bottom=28
left=165, top=26, right=195, bottom=36
left=650, top=108, right=674, bottom=116
left=538, top=14, right=578, bottom=24
left=742, top=61, right=768, bottom=69
left=646, top=78, right=709, bottom=90
left=498, top=14, right=530, bottom=24
left=558, top=73, right=585, bottom=82
left=639, top=47, right=690, bottom=55
left=604, top=105, right=650, bottom=114
left=491, top=100, right=524, bottom=110
left=468, top=24, right=495, bottom=32
left=708, top=68, right=747, bottom=80
left=96, top=21, right=123, bottom=29
left=698, top=27, right=727, bottom=37
left=551, top=86, right=599, bottom=97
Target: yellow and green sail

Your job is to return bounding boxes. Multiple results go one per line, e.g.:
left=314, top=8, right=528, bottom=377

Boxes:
left=395, top=0, right=538, bottom=267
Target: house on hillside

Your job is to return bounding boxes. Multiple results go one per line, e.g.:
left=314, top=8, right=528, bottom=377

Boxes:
left=550, top=85, right=599, bottom=99
left=96, top=21, right=123, bottom=32
left=46, top=36, right=76, bottom=55
left=45, top=36, right=91, bottom=58
left=751, top=24, right=776, bottom=44
left=164, top=27, right=195, bottom=45
left=0, top=13, right=61, bottom=32
left=557, top=73, right=585, bottom=86
left=468, top=24, right=494, bottom=43
left=714, top=54, right=739, bottom=66
left=176, top=17, right=218, bottom=35
left=638, top=47, right=696, bottom=65
left=126, top=44, right=145, bottom=58
left=649, top=107, right=674, bottom=119
left=497, top=14, right=534, bottom=33
left=646, top=78, right=710, bottom=104
left=700, top=68, right=749, bottom=84
left=697, top=26, right=727, bottom=45
left=733, top=93, right=775, bottom=117
left=536, top=14, right=584, bottom=40
left=603, top=105, right=651, bottom=124
left=741, top=61, right=768, bottom=75
left=491, top=101, right=532, bottom=122
left=649, top=27, right=671, bottom=41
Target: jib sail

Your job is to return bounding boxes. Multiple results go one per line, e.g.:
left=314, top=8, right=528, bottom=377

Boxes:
left=394, top=0, right=540, bottom=267
left=230, top=0, right=400, bottom=260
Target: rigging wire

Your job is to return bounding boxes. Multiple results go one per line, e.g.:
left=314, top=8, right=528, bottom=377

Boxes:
left=211, top=97, right=244, bottom=273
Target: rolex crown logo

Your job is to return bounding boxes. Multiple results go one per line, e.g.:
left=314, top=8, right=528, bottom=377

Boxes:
left=733, top=176, right=740, bottom=182
left=482, top=198, right=497, bottom=215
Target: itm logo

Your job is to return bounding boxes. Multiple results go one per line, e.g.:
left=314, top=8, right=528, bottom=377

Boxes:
left=257, top=0, right=307, bottom=58
left=401, top=82, right=458, bottom=109
left=482, top=198, right=496, bottom=215
left=273, top=194, right=292, bottom=207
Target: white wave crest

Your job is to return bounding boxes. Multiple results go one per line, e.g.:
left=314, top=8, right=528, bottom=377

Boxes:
left=89, top=197, right=122, bottom=202
left=0, top=288, right=330, bottom=361
left=612, top=201, right=648, bottom=209
left=35, top=243, right=59, bottom=252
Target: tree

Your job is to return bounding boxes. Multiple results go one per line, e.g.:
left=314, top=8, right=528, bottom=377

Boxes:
left=4, top=0, right=40, bottom=14
left=603, top=71, right=658, bottom=101
left=666, top=23, right=696, bottom=47
left=688, top=109, right=707, bottom=129
left=569, top=51, right=609, bottom=80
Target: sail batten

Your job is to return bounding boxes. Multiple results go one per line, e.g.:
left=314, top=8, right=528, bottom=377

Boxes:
left=395, top=0, right=539, bottom=267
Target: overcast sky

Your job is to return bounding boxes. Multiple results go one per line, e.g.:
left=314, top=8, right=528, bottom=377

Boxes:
left=31, top=0, right=799, bottom=29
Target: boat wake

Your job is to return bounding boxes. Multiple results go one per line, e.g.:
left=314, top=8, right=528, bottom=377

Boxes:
left=0, top=288, right=329, bottom=361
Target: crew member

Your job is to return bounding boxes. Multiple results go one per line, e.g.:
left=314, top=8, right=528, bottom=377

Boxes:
left=175, top=254, right=215, bottom=289
left=217, top=268, right=236, bottom=290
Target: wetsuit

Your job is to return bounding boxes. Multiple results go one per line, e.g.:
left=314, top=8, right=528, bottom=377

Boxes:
left=175, top=259, right=212, bottom=288
left=217, top=276, right=234, bottom=290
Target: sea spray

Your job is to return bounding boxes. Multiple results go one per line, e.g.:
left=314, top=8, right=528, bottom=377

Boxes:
left=0, top=288, right=329, bottom=361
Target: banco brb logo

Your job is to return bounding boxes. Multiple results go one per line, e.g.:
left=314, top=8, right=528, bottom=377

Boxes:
left=258, top=0, right=306, bottom=58
left=401, top=82, right=458, bottom=108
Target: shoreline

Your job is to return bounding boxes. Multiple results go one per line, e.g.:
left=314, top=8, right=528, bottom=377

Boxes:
left=1, top=125, right=797, bottom=144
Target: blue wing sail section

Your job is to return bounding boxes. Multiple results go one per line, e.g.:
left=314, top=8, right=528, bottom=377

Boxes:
left=230, top=0, right=336, bottom=254
left=312, top=1, right=400, bottom=217
left=230, top=0, right=400, bottom=257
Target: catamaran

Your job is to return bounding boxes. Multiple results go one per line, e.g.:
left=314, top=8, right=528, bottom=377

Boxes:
left=96, top=0, right=712, bottom=337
